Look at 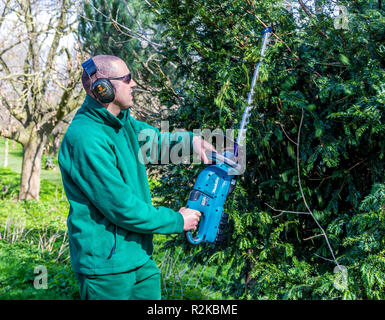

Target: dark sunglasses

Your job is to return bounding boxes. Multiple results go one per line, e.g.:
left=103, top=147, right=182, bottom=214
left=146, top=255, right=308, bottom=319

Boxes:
left=106, top=73, right=132, bottom=84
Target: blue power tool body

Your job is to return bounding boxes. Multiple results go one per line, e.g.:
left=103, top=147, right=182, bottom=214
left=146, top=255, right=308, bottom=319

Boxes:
left=185, top=151, right=240, bottom=244
left=185, top=27, right=273, bottom=245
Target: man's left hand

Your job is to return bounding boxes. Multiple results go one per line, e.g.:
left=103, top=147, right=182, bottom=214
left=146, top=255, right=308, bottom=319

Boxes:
left=192, top=136, right=216, bottom=164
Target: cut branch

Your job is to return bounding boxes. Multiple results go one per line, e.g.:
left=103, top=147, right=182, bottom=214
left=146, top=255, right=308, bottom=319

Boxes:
left=266, top=108, right=340, bottom=268
left=296, top=108, right=339, bottom=267
left=304, top=234, right=323, bottom=241
left=265, top=203, right=310, bottom=218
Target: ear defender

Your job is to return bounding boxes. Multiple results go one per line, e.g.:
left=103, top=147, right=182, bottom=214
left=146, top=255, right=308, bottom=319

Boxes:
left=92, top=78, right=115, bottom=103
left=81, top=58, right=115, bottom=104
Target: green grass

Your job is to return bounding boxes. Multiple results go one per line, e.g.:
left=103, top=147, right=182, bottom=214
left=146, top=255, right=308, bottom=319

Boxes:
left=0, top=167, right=227, bottom=299
left=0, top=168, right=77, bottom=299
left=0, top=241, right=79, bottom=300
left=0, top=138, right=63, bottom=187
left=0, top=137, right=228, bottom=300
left=0, top=138, right=23, bottom=174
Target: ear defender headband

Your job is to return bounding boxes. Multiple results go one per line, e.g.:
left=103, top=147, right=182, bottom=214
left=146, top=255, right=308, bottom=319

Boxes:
left=81, top=58, right=115, bottom=104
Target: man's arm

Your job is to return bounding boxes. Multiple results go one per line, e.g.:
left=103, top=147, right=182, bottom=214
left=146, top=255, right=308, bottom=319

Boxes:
left=129, top=117, right=197, bottom=164
left=130, top=117, right=215, bottom=164
left=66, top=136, right=184, bottom=234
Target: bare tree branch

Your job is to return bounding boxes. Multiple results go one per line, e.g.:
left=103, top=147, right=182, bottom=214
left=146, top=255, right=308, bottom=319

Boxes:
left=84, top=1, right=161, bottom=51
left=304, top=234, right=323, bottom=241
left=0, top=37, right=28, bottom=57
left=0, top=0, right=11, bottom=29
left=266, top=108, right=340, bottom=267
left=0, top=90, right=27, bottom=124
left=295, top=108, right=339, bottom=266
left=0, top=0, right=86, bottom=199
left=297, top=0, right=329, bottom=39
left=265, top=203, right=310, bottom=218
left=40, top=0, right=70, bottom=96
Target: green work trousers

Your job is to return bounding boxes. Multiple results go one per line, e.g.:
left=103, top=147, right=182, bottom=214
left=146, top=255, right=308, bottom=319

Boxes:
left=75, top=257, right=161, bottom=300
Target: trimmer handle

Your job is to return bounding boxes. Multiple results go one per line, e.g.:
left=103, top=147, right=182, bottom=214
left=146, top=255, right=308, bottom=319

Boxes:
left=184, top=146, right=240, bottom=245
left=206, top=151, right=243, bottom=174
left=184, top=203, right=205, bottom=244
left=207, top=151, right=238, bottom=167
left=185, top=229, right=204, bottom=244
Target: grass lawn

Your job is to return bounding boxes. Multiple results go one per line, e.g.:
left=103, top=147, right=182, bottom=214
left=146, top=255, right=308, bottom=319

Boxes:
left=0, top=138, right=63, bottom=187
left=0, top=138, right=23, bottom=174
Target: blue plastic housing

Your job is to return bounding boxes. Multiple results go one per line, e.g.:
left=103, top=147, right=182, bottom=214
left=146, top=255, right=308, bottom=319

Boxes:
left=185, top=152, right=237, bottom=244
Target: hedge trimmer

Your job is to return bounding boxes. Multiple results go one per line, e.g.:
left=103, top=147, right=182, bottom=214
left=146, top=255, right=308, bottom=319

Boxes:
left=185, top=27, right=273, bottom=244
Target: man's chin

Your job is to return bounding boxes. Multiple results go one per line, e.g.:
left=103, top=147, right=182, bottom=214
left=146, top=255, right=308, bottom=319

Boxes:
left=120, top=102, right=133, bottom=110
left=128, top=99, right=135, bottom=108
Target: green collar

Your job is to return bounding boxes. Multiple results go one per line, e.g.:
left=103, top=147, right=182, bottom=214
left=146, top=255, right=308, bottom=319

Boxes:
left=82, top=95, right=130, bottom=129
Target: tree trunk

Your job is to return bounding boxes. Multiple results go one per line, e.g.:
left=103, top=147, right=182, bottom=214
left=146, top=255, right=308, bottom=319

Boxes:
left=19, top=135, right=47, bottom=201
left=3, top=138, right=9, bottom=167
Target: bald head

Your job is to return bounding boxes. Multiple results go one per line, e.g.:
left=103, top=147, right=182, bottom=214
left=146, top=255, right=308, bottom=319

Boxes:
left=81, top=55, right=128, bottom=96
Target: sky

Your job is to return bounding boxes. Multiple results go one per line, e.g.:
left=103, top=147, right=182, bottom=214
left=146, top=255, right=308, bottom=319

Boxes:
left=0, top=1, right=79, bottom=74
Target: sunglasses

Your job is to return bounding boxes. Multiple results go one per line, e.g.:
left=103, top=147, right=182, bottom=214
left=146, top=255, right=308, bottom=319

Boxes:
left=106, top=73, right=132, bottom=84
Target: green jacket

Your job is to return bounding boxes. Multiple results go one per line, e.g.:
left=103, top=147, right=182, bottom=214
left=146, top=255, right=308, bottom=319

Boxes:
left=58, top=95, right=193, bottom=275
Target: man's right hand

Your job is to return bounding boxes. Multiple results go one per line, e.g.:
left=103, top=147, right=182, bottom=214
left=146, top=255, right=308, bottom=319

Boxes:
left=179, top=207, right=202, bottom=231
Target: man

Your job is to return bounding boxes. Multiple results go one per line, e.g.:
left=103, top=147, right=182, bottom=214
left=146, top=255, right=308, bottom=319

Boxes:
left=58, top=55, right=215, bottom=300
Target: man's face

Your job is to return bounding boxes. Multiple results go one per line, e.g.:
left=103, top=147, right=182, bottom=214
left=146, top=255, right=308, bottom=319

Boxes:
left=109, top=60, right=137, bottom=109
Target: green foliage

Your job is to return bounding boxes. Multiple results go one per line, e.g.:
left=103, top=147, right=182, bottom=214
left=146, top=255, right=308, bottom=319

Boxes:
left=145, top=0, right=385, bottom=299
left=0, top=168, right=224, bottom=299
left=153, top=235, right=231, bottom=300
left=0, top=168, right=20, bottom=200
left=0, top=241, right=79, bottom=300
left=77, top=0, right=385, bottom=299
left=78, top=0, right=162, bottom=85
left=0, top=168, right=78, bottom=299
